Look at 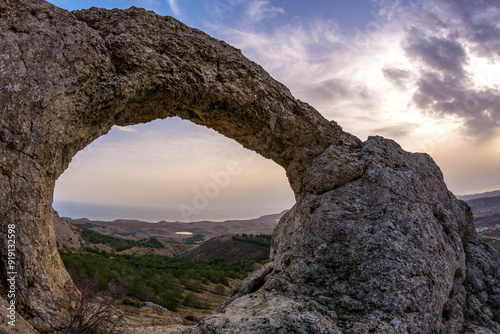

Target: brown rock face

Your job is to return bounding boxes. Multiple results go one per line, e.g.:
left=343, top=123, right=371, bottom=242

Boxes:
left=0, top=0, right=498, bottom=332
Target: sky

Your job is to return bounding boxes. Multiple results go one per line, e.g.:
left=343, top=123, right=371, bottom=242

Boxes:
left=48, top=0, right=500, bottom=221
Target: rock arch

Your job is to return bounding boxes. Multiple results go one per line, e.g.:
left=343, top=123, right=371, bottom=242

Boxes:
left=0, top=0, right=499, bottom=332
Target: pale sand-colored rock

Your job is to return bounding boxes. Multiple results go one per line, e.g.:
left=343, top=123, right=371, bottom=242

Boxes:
left=0, top=0, right=499, bottom=333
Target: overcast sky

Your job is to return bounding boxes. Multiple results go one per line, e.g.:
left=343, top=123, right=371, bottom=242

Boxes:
left=49, top=0, right=500, bottom=221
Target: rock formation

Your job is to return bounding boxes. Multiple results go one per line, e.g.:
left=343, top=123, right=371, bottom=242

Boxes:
left=52, top=211, right=86, bottom=250
left=0, top=0, right=498, bottom=332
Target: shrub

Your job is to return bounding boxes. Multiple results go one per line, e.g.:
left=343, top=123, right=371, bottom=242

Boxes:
left=159, top=292, right=179, bottom=312
left=185, top=315, right=196, bottom=322
left=185, top=281, right=202, bottom=293
left=183, top=293, right=207, bottom=309
left=219, top=276, right=229, bottom=287
left=61, top=279, right=123, bottom=334
left=214, top=285, right=226, bottom=295
left=122, top=298, right=140, bottom=308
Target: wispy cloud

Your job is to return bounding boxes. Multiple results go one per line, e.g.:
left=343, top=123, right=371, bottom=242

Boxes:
left=246, top=0, right=284, bottom=23
left=114, top=125, right=138, bottom=133
left=166, top=0, right=182, bottom=17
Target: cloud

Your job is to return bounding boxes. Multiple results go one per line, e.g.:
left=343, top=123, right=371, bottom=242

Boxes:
left=394, top=0, right=500, bottom=141
left=410, top=71, right=500, bottom=140
left=114, top=125, right=138, bottom=133
left=372, top=123, right=418, bottom=138
left=424, top=0, right=500, bottom=57
left=205, top=8, right=415, bottom=140
left=382, top=67, right=412, bottom=88
left=297, top=78, right=376, bottom=111
left=205, top=0, right=500, bottom=143
left=246, top=0, right=284, bottom=23
left=166, top=0, right=182, bottom=17
left=403, top=29, right=468, bottom=78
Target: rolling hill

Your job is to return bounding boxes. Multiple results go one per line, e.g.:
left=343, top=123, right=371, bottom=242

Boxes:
left=463, top=193, right=500, bottom=251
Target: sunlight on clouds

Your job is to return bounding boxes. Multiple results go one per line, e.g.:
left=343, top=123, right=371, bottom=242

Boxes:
left=468, top=56, right=500, bottom=87
left=429, top=135, right=500, bottom=195
left=212, top=14, right=423, bottom=142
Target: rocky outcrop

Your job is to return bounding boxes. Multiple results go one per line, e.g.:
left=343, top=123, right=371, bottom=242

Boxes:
left=0, top=0, right=498, bottom=332
left=186, top=138, right=500, bottom=333
left=52, top=211, right=86, bottom=250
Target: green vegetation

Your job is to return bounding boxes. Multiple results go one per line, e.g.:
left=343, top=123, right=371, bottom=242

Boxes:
left=59, top=250, right=253, bottom=311
left=231, top=233, right=272, bottom=247
left=182, top=292, right=209, bottom=309
left=185, top=315, right=197, bottom=322
left=214, top=284, right=226, bottom=295
left=81, top=229, right=165, bottom=251
left=122, top=298, right=141, bottom=308
left=184, top=234, right=205, bottom=244
left=116, top=232, right=137, bottom=237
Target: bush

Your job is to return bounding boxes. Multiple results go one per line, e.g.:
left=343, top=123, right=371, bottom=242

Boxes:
left=219, top=276, right=229, bottom=287
left=182, top=293, right=209, bottom=309
left=122, top=298, right=140, bottom=308
left=183, top=293, right=202, bottom=308
left=185, top=281, right=203, bottom=293
left=184, top=234, right=205, bottom=244
left=61, top=279, right=123, bottom=334
left=214, top=285, right=226, bottom=295
left=159, top=292, right=179, bottom=312
left=185, top=315, right=196, bottom=322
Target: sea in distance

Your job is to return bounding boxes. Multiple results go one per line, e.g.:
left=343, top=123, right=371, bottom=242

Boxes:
left=53, top=200, right=284, bottom=223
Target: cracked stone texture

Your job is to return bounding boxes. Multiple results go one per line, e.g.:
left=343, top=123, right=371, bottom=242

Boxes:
left=0, top=0, right=498, bottom=332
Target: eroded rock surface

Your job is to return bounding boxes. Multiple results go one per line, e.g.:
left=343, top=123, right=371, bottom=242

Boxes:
left=0, top=0, right=498, bottom=332
left=186, top=138, right=500, bottom=333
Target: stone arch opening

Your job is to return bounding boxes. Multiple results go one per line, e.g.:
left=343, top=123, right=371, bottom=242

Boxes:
left=53, top=117, right=295, bottom=223
left=52, top=117, right=297, bottom=324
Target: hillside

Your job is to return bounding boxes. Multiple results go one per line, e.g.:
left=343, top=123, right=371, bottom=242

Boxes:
left=457, top=189, right=500, bottom=201
left=53, top=211, right=194, bottom=256
left=465, top=195, right=500, bottom=251
left=181, top=235, right=271, bottom=262
left=52, top=211, right=272, bottom=327
left=62, top=211, right=286, bottom=244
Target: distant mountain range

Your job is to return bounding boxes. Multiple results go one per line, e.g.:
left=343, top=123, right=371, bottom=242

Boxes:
left=53, top=210, right=286, bottom=260
left=457, top=189, right=500, bottom=201
left=61, top=211, right=286, bottom=244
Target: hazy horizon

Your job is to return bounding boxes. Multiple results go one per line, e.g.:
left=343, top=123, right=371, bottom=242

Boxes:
left=53, top=199, right=289, bottom=223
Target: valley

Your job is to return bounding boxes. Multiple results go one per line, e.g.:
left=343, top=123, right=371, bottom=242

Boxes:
left=52, top=210, right=279, bottom=332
